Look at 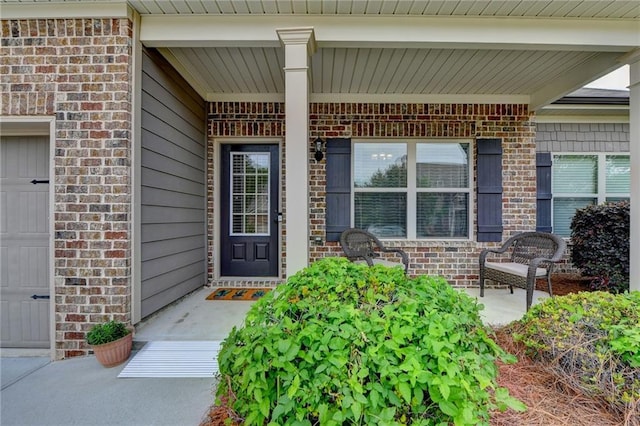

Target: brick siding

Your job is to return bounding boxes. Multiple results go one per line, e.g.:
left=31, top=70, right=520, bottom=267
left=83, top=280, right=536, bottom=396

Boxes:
left=1, top=18, right=133, bottom=359
left=208, top=102, right=537, bottom=288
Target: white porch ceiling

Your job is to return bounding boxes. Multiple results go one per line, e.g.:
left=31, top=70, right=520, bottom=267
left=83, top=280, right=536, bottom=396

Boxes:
left=128, top=1, right=640, bottom=19
left=2, top=1, right=639, bottom=109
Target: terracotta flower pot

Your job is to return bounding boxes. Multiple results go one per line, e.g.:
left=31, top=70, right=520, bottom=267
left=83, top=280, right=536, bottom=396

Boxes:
left=91, top=332, right=133, bottom=368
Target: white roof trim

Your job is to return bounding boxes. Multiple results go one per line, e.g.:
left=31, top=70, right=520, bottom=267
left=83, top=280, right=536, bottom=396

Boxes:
left=0, top=2, right=131, bottom=19
left=529, top=52, right=626, bottom=110
left=156, top=48, right=210, bottom=99
left=141, top=15, right=640, bottom=51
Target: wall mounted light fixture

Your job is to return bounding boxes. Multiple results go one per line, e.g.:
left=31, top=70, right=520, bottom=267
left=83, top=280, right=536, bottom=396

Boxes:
left=314, top=137, right=324, bottom=162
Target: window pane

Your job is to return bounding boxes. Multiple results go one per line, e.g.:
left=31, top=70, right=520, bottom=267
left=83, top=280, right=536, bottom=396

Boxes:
left=245, top=175, right=256, bottom=193
left=606, top=197, right=629, bottom=203
left=230, top=152, right=270, bottom=235
left=417, top=193, right=468, bottom=238
left=606, top=155, right=630, bottom=193
left=416, top=143, right=469, bottom=188
left=233, top=214, right=245, bottom=233
left=245, top=215, right=256, bottom=233
left=355, top=193, right=406, bottom=238
left=553, top=197, right=596, bottom=237
left=553, top=155, right=597, bottom=194
left=354, top=143, right=407, bottom=188
left=255, top=215, right=268, bottom=234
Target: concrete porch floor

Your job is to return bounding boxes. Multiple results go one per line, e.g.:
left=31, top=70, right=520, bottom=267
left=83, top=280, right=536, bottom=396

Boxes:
left=133, top=287, right=255, bottom=343
left=1, top=285, right=548, bottom=359
left=133, top=285, right=549, bottom=343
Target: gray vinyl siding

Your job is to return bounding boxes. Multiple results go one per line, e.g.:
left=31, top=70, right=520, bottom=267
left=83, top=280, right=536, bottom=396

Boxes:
left=140, top=48, right=206, bottom=318
left=535, top=123, right=629, bottom=152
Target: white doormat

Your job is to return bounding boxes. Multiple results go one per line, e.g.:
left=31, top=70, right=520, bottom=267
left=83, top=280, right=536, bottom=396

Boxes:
left=118, top=341, right=221, bottom=378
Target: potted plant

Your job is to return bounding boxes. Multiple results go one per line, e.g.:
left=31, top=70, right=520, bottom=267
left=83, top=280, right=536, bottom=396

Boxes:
left=86, top=320, right=133, bottom=368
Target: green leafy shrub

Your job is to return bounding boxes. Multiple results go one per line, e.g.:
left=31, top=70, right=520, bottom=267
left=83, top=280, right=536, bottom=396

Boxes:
left=86, top=320, right=130, bottom=345
left=570, top=201, right=629, bottom=293
left=510, top=291, right=640, bottom=415
left=216, top=257, right=523, bottom=425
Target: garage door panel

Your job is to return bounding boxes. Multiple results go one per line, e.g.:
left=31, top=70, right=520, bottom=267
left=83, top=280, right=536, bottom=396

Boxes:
left=0, top=135, right=50, bottom=349
left=20, top=300, right=49, bottom=343
left=4, top=190, right=48, bottom=233
left=1, top=245, right=48, bottom=287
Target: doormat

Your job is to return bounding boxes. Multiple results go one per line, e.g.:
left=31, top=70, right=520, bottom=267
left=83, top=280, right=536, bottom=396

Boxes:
left=205, top=287, right=271, bottom=301
left=118, top=341, right=220, bottom=378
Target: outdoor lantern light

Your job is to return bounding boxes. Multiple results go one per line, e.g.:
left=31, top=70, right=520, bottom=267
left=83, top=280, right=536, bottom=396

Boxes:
left=314, top=137, right=324, bottom=162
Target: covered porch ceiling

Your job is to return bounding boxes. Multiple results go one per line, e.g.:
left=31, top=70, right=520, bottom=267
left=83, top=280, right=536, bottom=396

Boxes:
left=3, top=1, right=639, bottom=110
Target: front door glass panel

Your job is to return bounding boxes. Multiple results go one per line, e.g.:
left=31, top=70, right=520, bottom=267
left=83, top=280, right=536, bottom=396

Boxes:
left=230, top=152, right=270, bottom=236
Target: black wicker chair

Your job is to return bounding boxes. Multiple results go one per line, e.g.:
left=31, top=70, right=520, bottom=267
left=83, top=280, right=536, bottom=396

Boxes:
left=479, top=231, right=566, bottom=311
left=339, top=228, right=409, bottom=273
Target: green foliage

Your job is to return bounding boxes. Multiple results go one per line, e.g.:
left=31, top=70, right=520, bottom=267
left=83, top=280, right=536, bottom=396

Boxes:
left=216, top=257, right=523, bottom=425
left=570, top=201, right=629, bottom=293
left=511, top=291, right=640, bottom=410
left=86, top=320, right=130, bottom=345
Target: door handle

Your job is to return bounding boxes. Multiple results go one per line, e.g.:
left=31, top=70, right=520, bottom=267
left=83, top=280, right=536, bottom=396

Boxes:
left=31, top=295, right=50, bottom=300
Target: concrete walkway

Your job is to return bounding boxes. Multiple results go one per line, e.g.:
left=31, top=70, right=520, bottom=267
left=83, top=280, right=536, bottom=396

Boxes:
left=1, top=287, right=253, bottom=426
left=1, top=354, right=215, bottom=426
left=0, top=285, right=545, bottom=426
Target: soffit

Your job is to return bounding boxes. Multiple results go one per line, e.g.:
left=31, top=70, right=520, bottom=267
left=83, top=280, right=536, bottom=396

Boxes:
left=131, top=1, right=640, bottom=19
left=2, top=1, right=638, bottom=109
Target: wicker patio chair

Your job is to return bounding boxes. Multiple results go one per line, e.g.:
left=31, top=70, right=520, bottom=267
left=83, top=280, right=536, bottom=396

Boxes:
left=339, top=228, right=409, bottom=273
left=479, top=231, right=566, bottom=311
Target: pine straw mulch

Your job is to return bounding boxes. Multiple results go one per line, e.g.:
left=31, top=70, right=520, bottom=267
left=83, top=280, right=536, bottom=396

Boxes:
left=493, top=273, right=638, bottom=426
left=202, top=274, right=638, bottom=426
left=491, top=326, right=638, bottom=426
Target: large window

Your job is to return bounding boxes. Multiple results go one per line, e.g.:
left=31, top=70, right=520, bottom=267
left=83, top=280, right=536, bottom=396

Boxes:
left=353, top=141, right=471, bottom=239
left=552, top=154, right=630, bottom=236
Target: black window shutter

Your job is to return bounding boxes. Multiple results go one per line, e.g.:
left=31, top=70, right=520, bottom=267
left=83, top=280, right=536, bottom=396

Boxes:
left=325, top=138, right=352, bottom=242
left=477, top=138, right=503, bottom=242
left=536, top=152, right=552, bottom=233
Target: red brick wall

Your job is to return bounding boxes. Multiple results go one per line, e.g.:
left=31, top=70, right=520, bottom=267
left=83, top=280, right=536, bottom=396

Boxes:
left=1, top=18, right=133, bottom=359
left=207, top=102, right=537, bottom=287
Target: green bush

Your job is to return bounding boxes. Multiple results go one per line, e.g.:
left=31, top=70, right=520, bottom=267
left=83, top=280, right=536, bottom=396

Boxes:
left=86, top=320, right=130, bottom=345
left=570, top=201, right=629, bottom=293
left=216, top=257, right=523, bottom=425
left=511, top=291, right=640, bottom=413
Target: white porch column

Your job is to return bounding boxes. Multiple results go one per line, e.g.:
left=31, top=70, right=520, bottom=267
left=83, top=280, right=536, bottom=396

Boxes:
left=628, top=53, right=640, bottom=292
left=277, top=28, right=316, bottom=277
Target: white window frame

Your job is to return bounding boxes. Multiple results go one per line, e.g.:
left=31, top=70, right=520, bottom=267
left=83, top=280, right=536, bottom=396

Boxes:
left=552, top=152, right=630, bottom=235
left=351, top=139, right=473, bottom=240
left=229, top=151, right=272, bottom=237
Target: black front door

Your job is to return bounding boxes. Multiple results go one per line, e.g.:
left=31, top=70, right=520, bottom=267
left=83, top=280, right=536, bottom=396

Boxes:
left=220, top=144, right=279, bottom=277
